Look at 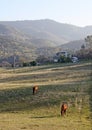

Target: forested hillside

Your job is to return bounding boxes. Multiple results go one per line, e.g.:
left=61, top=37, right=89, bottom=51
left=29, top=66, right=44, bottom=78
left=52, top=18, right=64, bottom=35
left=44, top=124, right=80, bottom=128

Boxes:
left=0, top=19, right=92, bottom=63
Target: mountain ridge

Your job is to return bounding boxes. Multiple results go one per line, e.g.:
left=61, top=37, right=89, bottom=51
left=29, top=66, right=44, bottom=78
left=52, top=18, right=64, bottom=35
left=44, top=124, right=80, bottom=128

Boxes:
left=1, top=19, right=92, bottom=45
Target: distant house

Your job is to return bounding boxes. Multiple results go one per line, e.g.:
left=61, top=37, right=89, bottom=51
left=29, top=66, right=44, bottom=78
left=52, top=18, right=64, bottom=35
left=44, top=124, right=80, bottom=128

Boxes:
left=56, top=51, right=68, bottom=57
left=53, top=51, right=69, bottom=63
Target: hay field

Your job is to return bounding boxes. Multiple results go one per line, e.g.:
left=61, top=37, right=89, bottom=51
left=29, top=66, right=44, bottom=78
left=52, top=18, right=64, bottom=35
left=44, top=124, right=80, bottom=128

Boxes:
left=0, top=61, right=92, bottom=130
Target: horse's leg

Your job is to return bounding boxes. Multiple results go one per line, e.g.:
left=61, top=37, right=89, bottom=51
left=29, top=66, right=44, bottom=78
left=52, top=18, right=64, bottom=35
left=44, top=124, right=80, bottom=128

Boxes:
left=61, top=110, right=64, bottom=116
left=33, top=88, right=35, bottom=95
left=64, top=109, right=66, bottom=115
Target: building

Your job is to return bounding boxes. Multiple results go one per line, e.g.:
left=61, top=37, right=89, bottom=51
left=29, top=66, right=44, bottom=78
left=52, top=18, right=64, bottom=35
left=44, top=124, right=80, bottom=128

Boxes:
left=56, top=51, right=68, bottom=57
left=53, top=51, right=69, bottom=63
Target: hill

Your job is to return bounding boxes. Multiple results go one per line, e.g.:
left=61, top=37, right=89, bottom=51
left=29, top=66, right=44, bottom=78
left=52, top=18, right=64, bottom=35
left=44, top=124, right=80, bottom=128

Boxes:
left=0, top=19, right=92, bottom=61
left=60, top=39, right=86, bottom=51
left=1, top=19, right=92, bottom=45
left=0, top=24, right=37, bottom=61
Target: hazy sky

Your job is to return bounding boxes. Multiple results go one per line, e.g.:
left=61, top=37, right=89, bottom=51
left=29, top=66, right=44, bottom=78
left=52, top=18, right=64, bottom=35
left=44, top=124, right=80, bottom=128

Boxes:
left=0, top=0, right=92, bottom=27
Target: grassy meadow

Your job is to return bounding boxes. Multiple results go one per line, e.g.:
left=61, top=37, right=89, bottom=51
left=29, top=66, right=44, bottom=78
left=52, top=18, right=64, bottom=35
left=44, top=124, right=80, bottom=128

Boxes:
left=0, top=61, right=92, bottom=130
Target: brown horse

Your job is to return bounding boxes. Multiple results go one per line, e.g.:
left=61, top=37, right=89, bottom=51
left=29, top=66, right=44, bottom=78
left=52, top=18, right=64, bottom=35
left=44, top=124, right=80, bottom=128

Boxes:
left=33, top=86, right=38, bottom=95
left=61, top=103, right=68, bottom=116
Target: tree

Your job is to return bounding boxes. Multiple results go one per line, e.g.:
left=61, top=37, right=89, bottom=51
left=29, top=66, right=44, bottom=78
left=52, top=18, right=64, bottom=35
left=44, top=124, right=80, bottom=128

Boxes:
left=23, top=62, right=29, bottom=67
left=85, top=35, right=92, bottom=49
left=30, top=61, right=36, bottom=66
left=81, top=44, right=85, bottom=49
left=75, top=36, right=92, bottom=60
left=36, top=55, right=50, bottom=64
left=58, top=55, right=71, bottom=63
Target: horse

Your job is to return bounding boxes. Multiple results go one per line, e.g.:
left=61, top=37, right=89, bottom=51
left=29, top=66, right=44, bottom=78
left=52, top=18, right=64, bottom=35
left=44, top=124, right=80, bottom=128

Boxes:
left=61, top=102, right=68, bottom=116
left=33, top=86, right=38, bottom=95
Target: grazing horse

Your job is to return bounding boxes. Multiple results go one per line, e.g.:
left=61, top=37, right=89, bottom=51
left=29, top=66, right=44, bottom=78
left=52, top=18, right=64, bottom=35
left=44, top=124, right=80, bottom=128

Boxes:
left=61, top=103, right=68, bottom=116
left=33, top=86, right=38, bottom=95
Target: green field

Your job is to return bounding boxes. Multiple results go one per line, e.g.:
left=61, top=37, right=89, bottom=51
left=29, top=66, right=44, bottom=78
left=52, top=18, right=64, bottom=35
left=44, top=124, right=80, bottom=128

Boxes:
left=0, top=61, right=92, bottom=130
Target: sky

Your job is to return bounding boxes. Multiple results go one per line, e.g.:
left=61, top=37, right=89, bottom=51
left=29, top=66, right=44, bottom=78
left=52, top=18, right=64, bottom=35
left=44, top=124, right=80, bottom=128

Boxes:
left=0, top=0, right=92, bottom=27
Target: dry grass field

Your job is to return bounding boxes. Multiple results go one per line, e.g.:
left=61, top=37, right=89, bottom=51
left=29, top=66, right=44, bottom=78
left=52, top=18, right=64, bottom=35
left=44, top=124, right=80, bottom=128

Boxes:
left=0, top=61, right=92, bottom=130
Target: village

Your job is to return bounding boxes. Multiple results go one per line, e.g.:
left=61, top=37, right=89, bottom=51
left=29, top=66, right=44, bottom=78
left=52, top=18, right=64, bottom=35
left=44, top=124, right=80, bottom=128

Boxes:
left=0, top=51, right=79, bottom=67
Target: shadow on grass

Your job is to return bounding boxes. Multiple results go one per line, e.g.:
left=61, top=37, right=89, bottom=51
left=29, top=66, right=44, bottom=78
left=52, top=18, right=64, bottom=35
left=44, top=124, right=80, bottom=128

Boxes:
left=0, top=83, right=78, bottom=113
left=31, top=115, right=58, bottom=119
left=0, top=85, right=63, bottom=112
left=0, top=78, right=89, bottom=113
